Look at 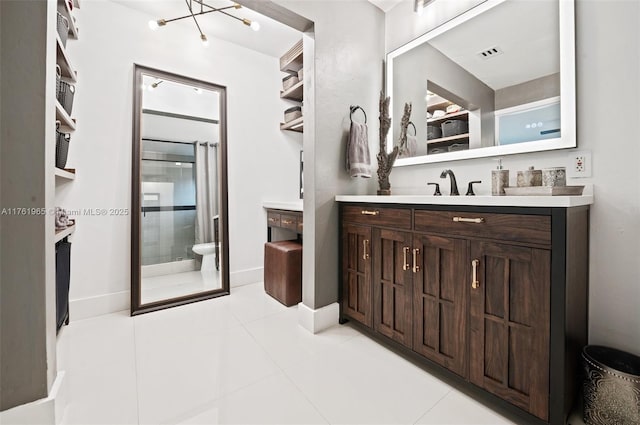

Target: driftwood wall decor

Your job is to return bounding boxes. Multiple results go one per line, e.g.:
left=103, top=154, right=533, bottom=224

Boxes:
left=376, top=91, right=412, bottom=195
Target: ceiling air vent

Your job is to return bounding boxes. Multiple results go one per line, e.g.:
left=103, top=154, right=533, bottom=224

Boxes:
left=477, top=46, right=504, bottom=60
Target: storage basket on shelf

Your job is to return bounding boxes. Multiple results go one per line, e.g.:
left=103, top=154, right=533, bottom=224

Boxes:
left=427, top=146, right=447, bottom=155
left=56, top=12, right=69, bottom=47
left=582, top=345, right=640, bottom=425
left=55, top=123, right=71, bottom=169
left=427, top=125, right=442, bottom=140
left=56, top=80, right=75, bottom=116
left=441, top=119, right=468, bottom=137
left=282, top=74, right=299, bottom=91
left=448, top=142, right=469, bottom=152
left=284, top=106, right=302, bottom=123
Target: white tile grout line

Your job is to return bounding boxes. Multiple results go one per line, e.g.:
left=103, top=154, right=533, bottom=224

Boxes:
left=239, top=310, right=333, bottom=425
left=411, top=388, right=454, bottom=425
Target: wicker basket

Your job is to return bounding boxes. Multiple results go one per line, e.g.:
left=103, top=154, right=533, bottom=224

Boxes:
left=427, top=125, right=442, bottom=140
left=57, top=12, right=69, bottom=47
left=282, top=74, right=299, bottom=91
left=427, top=146, right=447, bottom=155
left=441, top=119, right=469, bottom=137
left=448, top=142, right=469, bottom=152
left=56, top=80, right=75, bottom=115
left=56, top=129, right=71, bottom=169
left=284, top=106, right=302, bottom=123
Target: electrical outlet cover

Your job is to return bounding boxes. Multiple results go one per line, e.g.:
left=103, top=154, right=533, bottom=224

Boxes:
left=567, top=150, right=592, bottom=178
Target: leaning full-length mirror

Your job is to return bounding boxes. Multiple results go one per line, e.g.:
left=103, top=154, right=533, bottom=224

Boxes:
left=388, top=0, right=575, bottom=166
left=131, top=65, right=229, bottom=314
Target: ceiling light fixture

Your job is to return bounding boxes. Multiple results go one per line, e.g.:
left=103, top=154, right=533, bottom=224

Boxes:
left=148, top=0, right=261, bottom=47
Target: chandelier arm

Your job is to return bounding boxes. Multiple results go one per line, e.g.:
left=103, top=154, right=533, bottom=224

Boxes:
left=184, top=0, right=205, bottom=36
left=162, top=4, right=238, bottom=24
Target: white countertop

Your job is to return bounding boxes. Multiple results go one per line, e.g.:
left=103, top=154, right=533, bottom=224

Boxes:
left=263, top=200, right=303, bottom=212
left=335, top=195, right=593, bottom=208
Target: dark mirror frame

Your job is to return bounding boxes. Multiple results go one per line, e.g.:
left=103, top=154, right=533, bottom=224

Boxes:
left=131, top=64, right=230, bottom=315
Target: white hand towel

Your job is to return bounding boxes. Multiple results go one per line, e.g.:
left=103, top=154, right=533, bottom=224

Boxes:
left=346, top=121, right=371, bottom=178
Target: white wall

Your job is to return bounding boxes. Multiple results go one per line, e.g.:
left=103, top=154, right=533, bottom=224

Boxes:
left=59, top=0, right=301, bottom=316
left=385, top=0, right=640, bottom=356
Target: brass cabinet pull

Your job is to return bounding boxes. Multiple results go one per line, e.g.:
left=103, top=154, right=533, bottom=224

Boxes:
left=412, top=248, right=420, bottom=273
left=453, top=216, right=485, bottom=223
left=361, top=210, right=380, bottom=216
left=282, top=219, right=294, bottom=225
left=362, top=239, right=370, bottom=260
left=472, top=259, right=480, bottom=289
left=268, top=217, right=278, bottom=223
left=403, top=247, right=410, bottom=271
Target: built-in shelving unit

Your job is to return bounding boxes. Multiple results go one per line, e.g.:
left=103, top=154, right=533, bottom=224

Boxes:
left=56, top=35, right=78, bottom=83
left=426, top=95, right=469, bottom=154
left=55, top=100, right=76, bottom=132
left=280, top=80, right=303, bottom=102
left=58, top=0, right=79, bottom=40
left=427, top=133, right=470, bottom=145
left=280, top=116, right=303, bottom=133
left=427, top=110, right=468, bottom=125
left=279, top=40, right=304, bottom=133
left=54, top=0, right=79, bottom=333
left=55, top=223, right=76, bottom=243
left=55, top=168, right=76, bottom=180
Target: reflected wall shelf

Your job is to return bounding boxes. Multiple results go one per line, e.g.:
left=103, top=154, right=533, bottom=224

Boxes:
left=55, top=100, right=76, bottom=132
left=55, top=223, right=76, bottom=243
left=428, top=110, right=468, bottom=125
left=280, top=116, right=303, bottom=133
left=55, top=168, right=76, bottom=180
left=427, top=133, right=469, bottom=145
left=280, top=39, right=303, bottom=74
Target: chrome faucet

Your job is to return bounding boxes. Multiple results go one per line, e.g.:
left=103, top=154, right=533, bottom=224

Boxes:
left=440, top=169, right=460, bottom=195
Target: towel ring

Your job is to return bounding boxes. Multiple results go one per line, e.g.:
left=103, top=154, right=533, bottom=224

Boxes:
left=350, top=105, right=367, bottom=124
left=408, top=121, right=417, bottom=136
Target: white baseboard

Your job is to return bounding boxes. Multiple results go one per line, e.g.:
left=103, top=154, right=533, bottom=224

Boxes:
left=68, top=268, right=263, bottom=321
left=69, top=290, right=130, bottom=321
left=142, top=259, right=197, bottom=278
left=297, top=302, right=339, bottom=334
left=230, top=267, right=263, bottom=288
left=0, top=371, right=66, bottom=425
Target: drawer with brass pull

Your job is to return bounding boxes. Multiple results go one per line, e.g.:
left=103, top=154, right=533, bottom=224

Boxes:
left=343, top=206, right=411, bottom=229
left=414, top=210, right=551, bottom=245
left=280, top=214, right=299, bottom=231
left=267, top=212, right=281, bottom=227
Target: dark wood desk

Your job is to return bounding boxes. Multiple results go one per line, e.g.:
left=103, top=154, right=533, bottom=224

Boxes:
left=265, top=208, right=303, bottom=242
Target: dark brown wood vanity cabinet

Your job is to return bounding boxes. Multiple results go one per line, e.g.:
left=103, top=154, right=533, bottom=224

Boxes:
left=339, top=203, right=589, bottom=425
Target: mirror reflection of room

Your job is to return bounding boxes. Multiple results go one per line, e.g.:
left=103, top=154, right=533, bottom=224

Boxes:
left=140, top=75, right=222, bottom=305
left=392, top=0, right=562, bottom=159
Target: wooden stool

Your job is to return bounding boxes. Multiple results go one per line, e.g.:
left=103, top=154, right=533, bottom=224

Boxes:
left=264, top=240, right=302, bottom=306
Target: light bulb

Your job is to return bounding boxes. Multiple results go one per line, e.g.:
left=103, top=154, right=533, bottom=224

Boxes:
left=148, top=20, right=159, bottom=30
left=201, top=34, right=209, bottom=47
left=250, top=21, right=260, bottom=31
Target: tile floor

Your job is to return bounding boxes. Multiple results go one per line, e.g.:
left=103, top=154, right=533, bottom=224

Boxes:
left=141, top=270, right=221, bottom=304
left=57, top=282, right=519, bottom=425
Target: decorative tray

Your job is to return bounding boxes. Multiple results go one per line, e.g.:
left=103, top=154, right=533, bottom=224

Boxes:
left=504, top=186, right=585, bottom=196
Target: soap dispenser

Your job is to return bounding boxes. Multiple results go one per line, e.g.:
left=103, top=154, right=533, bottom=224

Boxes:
left=492, top=159, right=509, bottom=196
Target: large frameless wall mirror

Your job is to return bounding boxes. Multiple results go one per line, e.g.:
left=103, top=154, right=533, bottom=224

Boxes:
left=388, top=0, right=575, bottom=166
left=131, top=65, right=229, bottom=315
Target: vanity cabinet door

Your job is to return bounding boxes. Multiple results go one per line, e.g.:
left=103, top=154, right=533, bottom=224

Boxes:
left=412, top=233, right=468, bottom=378
left=469, top=241, right=551, bottom=421
left=342, top=223, right=373, bottom=327
left=372, top=228, right=413, bottom=348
